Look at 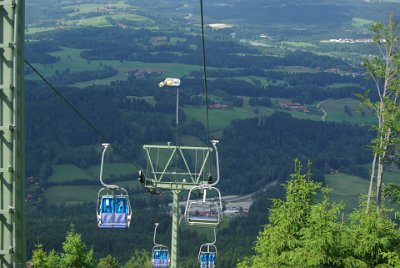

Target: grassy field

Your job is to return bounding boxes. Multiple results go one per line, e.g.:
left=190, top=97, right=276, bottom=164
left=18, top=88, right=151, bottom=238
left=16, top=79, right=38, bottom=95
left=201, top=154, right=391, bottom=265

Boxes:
left=26, top=47, right=206, bottom=84
left=67, top=13, right=151, bottom=28
left=325, top=166, right=400, bottom=214
left=183, top=105, right=273, bottom=132
left=48, top=163, right=137, bottom=183
left=279, top=66, right=320, bottom=73
left=325, top=173, right=370, bottom=213
left=351, top=18, right=373, bottom=29
left=235, top=76, right=287, bottom=87
left=320, top=98, right=376, bottom=124
left=73, top=73, right=128, bottom=87
left=282, top=41, right=317, bottom=48
left=65, top=1, right=132, bottom=15
left=183, top=97, right=370, bottom=133
left=44, top=179, right=140, bottom=204
left=27, top=1, right=150, bottom=33
left=126, top=96, right=156, bottom=106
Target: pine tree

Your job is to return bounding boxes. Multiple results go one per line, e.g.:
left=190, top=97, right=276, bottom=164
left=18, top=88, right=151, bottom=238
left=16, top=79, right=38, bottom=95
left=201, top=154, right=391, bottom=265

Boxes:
left=237, top=160, right=345, bottom=267
left=123, top=249, right=152, bottom=268
left=97, top=255, right=119, bottom=268
left=31, top=224, right=94, bottom=268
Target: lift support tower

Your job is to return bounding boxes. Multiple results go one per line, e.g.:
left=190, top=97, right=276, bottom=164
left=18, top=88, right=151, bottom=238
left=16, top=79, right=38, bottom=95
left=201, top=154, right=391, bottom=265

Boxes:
left=0, top=0, right=25, bottom=267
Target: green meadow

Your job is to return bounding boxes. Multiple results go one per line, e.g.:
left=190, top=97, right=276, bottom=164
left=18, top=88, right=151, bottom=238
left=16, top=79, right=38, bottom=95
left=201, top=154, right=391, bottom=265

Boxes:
left=48, top=163, right=136, bottom=183
left=325, top=167, right=400, bottom=214
left=183, top=105, right=273, bottom=132
left=184, top=97, right=371, bottom=134
left=325, top=173, right=368, bottom=213
left=64, top=1, right=132, bottom=15
left=351, top=18, right=373, bottom=28
left=27, top=1, right=150, bottom=33
left=282, top=41, right=317, bottom=48
left=320, top=98, right=376, bottom=124
left=65, top=13, right=151, bottom=28
left=44, top=179, right=140, bottom=205
left=26, top=47, right=205, bottom=83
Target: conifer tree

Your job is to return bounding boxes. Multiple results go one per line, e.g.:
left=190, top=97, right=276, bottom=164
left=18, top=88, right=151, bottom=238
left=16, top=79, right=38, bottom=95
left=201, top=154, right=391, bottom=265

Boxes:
left=97, top=255, right=119, bottom=268
left=31, top=225, right=94, bottom=268
left=237, top=160, right=400, bottom=267
left=123, top=249, right=152, bottom=268
left=237, top=160, right=345, bottom=267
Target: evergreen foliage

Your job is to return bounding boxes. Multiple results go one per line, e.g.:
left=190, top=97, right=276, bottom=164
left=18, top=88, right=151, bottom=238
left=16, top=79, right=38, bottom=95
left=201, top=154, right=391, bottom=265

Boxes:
left=238, top=160, right=400, bottom=267
left=221, top=112, right=373, bottom=194
left=122, top=250, right=152, bottom=268
left=97, top=255, right=119, bottom=268
left=32, top=224, right=94, bottom=268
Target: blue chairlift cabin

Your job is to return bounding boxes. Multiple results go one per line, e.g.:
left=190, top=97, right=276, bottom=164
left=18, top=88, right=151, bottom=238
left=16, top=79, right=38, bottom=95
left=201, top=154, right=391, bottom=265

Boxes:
left=198, top=243, right=217, bottom=268
left=96, top=143, right=132, bottom=229
left=152, top=246, right=169, bottom=268
left=97, top=189, right=132, bottom=229
left=152, top=223, right=170, bottom=268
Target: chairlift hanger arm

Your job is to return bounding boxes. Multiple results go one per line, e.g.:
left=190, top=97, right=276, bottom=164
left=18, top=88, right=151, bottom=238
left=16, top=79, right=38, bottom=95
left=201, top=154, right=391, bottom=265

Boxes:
left=210, top=228, right=217, bottom=245
left=99, top=143, right=119, bottom=189
left=153, top=223, right=161, bottom=247
left=209, top=140, right=220, bottom=187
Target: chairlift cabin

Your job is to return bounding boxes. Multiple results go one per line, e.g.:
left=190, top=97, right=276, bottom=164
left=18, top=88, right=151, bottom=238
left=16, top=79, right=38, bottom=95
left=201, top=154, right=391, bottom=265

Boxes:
left=152, top=245, right=169, bottom=268
left=96, top=143, right=132, bottom=229
left=97, top=187, right=132, bottom=229
left=198, top=243, right=217, bottom=268
left=184, top=185, right=222, bottom=228
left=152, top=223, right=170, bottom=268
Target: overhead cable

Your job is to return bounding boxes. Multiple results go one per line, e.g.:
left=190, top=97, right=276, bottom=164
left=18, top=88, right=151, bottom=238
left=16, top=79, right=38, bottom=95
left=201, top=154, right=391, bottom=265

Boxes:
left=24, top=59, right=143, bottom=171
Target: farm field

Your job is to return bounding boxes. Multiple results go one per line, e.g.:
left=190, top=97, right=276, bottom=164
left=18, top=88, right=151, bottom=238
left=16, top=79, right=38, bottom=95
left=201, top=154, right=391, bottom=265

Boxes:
left=320, top=98, right=376, bottom=124
left=25, top=47, right=205, bottom=82
left=26, top=0, right=153, bottom=34
left=44, top=180, right=140, bottom=205
left=48, top=163, right=136, bottom=183
left=325, top=173, right=369, bottom=208
left=325, top=167, right=400, bottom=213
left=183, top=97, right=370, bottom=134
left=183, top=105, right=273, bottom=132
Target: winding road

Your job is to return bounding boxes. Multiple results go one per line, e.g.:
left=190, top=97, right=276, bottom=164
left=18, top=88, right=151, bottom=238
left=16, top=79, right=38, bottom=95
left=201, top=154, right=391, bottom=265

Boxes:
left=317, top=100, right=328, bottom=121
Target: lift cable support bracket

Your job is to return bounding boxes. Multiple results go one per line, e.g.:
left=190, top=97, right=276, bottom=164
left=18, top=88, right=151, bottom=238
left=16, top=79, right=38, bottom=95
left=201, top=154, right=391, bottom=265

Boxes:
left=143, top=144, right=213, bottom=191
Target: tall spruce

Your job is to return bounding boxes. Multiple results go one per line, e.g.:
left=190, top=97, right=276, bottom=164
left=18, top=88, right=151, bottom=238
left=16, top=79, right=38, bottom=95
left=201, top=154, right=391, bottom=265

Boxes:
left=31, top=225, right=94, bottom=268
left=237, top=160, right=345, bottom=267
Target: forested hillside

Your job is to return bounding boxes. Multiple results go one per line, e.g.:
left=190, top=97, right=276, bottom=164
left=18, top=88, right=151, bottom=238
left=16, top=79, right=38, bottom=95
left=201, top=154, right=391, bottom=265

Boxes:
left=220, top=112, right=373, bottom=194
left=23, top=0, right=400, bottom=267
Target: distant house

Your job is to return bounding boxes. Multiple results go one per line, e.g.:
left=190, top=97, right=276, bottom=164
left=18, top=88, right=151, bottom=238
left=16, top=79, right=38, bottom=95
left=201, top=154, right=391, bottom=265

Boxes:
left=279, top=102, right=310, bottom=113
left=209, top=103, right=228, bottom=109
left=132, top=69, right=155, bottom=78
left=117, top=23, right=128, bottom=30
left=151, top=36, right=168, bottom=45
left=26, top=194, right=33, bottom=202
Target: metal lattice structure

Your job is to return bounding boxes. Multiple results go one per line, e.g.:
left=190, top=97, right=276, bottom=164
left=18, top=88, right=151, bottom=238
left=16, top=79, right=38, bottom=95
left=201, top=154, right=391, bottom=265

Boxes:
left=143, top=144, right=213, bottom=191
left=0, top=0, right=25, bottom=267
left=141, top=141, right=219, bottom=268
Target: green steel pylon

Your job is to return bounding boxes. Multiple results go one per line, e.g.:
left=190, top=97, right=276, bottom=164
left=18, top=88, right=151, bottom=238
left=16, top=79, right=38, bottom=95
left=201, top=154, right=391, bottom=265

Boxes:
left=141, top=144, right=214, bottom=268
left=140, top=78, right=220, bottom=268
left=0, top=0, right=26, bottom=267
